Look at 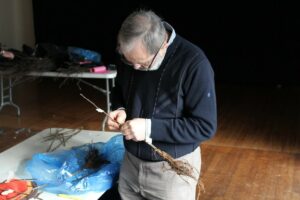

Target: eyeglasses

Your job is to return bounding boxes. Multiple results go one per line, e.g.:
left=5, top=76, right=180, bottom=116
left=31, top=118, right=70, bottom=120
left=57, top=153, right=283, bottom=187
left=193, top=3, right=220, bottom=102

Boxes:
left=119, top=38, right=165, bottom=69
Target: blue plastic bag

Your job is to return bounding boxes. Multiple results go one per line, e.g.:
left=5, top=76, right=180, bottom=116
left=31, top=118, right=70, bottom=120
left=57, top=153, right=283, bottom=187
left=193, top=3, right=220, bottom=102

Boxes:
left=68, top=46, right=101, bottom=64
left=25, top=134, right=124, bottom=194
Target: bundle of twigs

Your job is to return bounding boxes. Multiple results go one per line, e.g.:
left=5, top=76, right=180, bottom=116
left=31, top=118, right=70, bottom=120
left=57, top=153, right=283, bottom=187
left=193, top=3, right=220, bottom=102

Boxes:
left=69, top=143, right=111, bottom=181
left=0, top=50, right=56, bottom=75
left=42, top=128, right=82, bottom=152
left=0, top=48, right=87, bottom=79
left=147, top=142, right=198, bottom=180
left=84, top=145, right=110, bottom=169
left=147, top=142, right=204, bottom=200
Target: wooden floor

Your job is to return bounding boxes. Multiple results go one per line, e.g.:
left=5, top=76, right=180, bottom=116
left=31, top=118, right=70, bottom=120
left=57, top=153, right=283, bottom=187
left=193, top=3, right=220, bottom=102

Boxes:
left=1, top=78, right=300, bottom=199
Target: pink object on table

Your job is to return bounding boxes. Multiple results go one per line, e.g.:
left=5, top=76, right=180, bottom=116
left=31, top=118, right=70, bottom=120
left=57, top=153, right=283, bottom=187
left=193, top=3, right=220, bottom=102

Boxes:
left=89, top=66, right=107, bottom=73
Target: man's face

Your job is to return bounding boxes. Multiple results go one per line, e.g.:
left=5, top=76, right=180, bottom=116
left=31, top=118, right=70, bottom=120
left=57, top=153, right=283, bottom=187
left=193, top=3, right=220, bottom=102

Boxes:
left=120, top=39, right=165, bottom=71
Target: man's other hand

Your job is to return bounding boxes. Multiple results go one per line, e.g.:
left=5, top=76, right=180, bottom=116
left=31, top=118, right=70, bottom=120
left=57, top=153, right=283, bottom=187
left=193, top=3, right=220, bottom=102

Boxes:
left=121, top=118, right=146, bottom=141
left=107, top=109, right=126, bottom=130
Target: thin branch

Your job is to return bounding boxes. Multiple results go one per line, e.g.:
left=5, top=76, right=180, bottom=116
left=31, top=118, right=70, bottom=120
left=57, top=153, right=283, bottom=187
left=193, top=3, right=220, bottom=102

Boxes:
left=80, top=93, right=99, bottom=110
left=79, top=93, right=116, bottom=122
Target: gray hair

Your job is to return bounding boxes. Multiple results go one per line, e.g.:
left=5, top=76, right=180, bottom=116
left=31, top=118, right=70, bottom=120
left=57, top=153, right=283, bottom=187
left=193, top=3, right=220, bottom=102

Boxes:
left=117, top=10, right=166, bottom=55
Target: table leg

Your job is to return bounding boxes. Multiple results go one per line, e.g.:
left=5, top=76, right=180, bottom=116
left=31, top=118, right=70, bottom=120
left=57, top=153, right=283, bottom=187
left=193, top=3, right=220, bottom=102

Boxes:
left=0, top=75, right=21, bottom=116
left=102, top=78, right=112, bottom=130
left=106, top=78, right=111, bottom=113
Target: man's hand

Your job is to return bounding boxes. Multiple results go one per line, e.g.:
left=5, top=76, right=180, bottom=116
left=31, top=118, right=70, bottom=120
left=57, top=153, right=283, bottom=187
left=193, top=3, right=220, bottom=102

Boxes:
left=107, top=109, right=126, bottom=130
left=0, top=50, right=14, bottom=60
left=121, top=118, right=146, bottom=141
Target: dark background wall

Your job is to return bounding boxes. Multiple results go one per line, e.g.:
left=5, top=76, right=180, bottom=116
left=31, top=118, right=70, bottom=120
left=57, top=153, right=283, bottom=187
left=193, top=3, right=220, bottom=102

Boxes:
left=32, top=0, right=299, bottom=84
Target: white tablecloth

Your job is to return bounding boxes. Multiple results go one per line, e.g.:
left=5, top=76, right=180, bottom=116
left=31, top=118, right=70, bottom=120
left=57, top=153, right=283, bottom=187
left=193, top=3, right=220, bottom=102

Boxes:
left=0, top=128, right=121, bottom=200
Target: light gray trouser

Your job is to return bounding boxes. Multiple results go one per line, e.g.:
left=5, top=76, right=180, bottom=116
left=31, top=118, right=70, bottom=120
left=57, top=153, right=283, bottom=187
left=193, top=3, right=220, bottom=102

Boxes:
left=118, top=147, right=201, bottom=200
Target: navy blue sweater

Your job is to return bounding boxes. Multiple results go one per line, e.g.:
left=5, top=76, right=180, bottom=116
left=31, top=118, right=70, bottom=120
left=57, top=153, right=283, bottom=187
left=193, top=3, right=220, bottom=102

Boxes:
left=112, top=35, right=217, bottom=161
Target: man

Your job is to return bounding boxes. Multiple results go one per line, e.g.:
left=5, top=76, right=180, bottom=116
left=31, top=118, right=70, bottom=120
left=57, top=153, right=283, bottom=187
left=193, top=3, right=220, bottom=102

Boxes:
left=107, top=9, right=217, bottom=200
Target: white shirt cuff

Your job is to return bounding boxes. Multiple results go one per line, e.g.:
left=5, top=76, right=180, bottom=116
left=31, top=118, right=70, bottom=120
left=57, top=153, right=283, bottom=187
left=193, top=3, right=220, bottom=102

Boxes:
left=145, top=119, right=152, bottom=144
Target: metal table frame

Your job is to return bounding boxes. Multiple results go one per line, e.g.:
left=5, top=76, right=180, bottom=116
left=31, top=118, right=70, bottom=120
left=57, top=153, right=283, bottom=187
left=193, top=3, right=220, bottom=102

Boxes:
left=0, top=71, right=117, bottom=130
left=0, top=73, right=21, bottom=115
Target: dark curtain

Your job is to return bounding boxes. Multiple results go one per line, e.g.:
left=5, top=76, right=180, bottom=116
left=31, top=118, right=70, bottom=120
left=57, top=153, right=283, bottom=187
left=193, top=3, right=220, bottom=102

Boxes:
left=32, top=0, right=300, bottom=84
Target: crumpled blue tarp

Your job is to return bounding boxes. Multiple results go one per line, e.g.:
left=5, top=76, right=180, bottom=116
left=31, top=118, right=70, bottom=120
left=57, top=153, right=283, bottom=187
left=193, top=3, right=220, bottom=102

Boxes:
left=26, top=134, right=124, bottom=194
